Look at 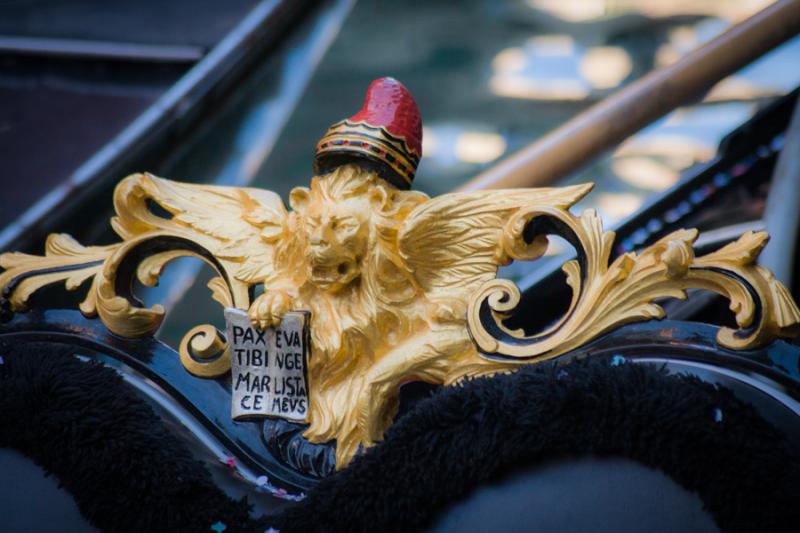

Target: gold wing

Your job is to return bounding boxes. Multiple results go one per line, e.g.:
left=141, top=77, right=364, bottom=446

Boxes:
left=113, top=173, right=290, bottom=285
left=397, top=184, right=593, bottom=302
left=0, top=173, right=293, bottom=351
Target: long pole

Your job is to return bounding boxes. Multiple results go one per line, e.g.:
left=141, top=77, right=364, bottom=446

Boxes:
left=458, top=0, right=800, bottom=191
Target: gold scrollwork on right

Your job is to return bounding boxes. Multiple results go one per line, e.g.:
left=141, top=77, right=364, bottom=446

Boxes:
left=468, top=207, right=800, bottom=362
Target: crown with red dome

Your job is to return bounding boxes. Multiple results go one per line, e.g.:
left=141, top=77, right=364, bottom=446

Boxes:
left=314, top=77, right=422, bottom=189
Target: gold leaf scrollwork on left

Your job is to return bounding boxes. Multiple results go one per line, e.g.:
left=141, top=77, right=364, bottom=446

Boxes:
left=0, top=173, right=284, bottom=378
left=468, top=207, right=800, bottom=362
left=0, top=233, right=112, bottom=317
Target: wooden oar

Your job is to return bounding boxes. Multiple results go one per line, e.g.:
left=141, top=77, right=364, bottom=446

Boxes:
left=458, top=0, right=800, bottom=191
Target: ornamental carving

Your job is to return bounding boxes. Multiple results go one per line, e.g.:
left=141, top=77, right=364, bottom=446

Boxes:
left=2, top=78, right=798, bottom=469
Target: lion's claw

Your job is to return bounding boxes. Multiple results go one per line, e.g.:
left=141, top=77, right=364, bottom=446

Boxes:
left=249, top=290, right=293, bottom=330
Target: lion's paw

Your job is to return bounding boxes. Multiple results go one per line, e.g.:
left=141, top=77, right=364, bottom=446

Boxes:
left=249, top=289, right=293, bottom=330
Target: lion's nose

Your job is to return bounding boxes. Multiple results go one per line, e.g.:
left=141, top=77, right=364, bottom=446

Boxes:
left=311, top=236, right=327, bottom=246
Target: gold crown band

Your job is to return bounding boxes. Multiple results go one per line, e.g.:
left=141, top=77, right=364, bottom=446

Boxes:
left=316, top=120, right=420, bottom=186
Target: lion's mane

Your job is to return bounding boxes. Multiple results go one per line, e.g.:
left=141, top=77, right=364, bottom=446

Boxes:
left=275, top=165, right=429, bottom=446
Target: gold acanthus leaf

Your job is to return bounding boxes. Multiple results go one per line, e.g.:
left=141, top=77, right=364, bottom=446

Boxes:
left=0, top=234, right=117, bottom=314
left=0, top=173, right=285, bottom=373
left=467, top=205, right=800, bottom=361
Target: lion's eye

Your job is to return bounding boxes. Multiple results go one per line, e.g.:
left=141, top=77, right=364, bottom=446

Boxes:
left=337, top=217, right=358, bottom=232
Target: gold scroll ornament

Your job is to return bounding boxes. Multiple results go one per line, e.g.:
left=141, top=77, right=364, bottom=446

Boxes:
left=1, top=165, right=798, bottom=467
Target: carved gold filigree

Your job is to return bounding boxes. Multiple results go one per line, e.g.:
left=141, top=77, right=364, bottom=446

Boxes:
left=0, top=233, right=111, bottom=316
left=2, top=166, right=799, bottom=470
left=1, top=174, right=277, bottom=376
left=466, top=208, right=800, bottom=360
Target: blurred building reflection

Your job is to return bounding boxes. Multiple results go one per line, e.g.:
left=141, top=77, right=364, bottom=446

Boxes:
left=490, top=37, right=632, bottom=101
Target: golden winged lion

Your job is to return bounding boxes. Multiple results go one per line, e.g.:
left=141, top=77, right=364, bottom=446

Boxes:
left=262, top=168, right=589, bottom=467
left=3, top=78, right=799, bottom=469
left=111, top=165, right=590, bottom=466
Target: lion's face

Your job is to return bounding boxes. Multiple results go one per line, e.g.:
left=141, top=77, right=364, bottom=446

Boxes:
left=301, top=195, right=370, bottom=293
left=289, top=164, right=424, bottom=297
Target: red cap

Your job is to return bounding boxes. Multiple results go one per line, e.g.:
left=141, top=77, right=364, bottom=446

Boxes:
left=314, top=77, right=423, bottom=189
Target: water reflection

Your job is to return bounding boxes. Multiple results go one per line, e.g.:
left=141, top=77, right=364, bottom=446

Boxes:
left=423, top=126, right=507, bottom=165
left=527, top=0, right=772, bottom=23
left=490, top=37, right=632, bottom=101
left=612, top=158, right=678, bottom=191
left=595, top=191, right=645, bottom=220
left=601, top=102, right=757, bottom=197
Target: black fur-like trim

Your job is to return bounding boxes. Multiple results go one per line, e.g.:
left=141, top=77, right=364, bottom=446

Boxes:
left=3, top=341, right=798, bottom=532
left=0, top=342, right=255, bottom=533
left=271, top=357, right=800, bottom=533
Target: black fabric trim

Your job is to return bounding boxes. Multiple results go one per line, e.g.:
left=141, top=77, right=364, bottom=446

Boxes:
left=2, top=340, right=798, bottom=532
left=0, top=342, right=256, bottom=533
left=270, top=357, right=800, bottom=533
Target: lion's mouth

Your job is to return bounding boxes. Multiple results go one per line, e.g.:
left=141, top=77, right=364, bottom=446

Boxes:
left=310, top=257, right=357, bottom=288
